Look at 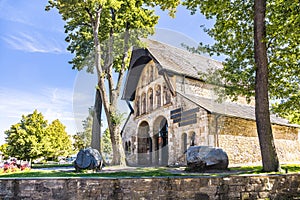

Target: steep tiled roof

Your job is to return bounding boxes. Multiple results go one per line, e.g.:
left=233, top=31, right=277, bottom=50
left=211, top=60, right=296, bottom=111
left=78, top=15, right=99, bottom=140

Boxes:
left=122, top=39, right=222, bottom=101
left=144, top=39, right=222, bottom=79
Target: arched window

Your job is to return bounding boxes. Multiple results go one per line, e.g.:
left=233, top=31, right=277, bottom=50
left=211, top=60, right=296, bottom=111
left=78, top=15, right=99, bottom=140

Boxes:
left=128, top=141, right=131, bottom=154
left=182, top=133, right=187, bottom=154
left=156, top=85, right=161, bottom=108
left=190, top=132, right=196, bottom=146
left=148, top=88, right=153, bottom=111
left=125, top=141, right=129, bottom=154
left=135, top=96, right=140, bottom=116
left=150, top=65, right=154, bottom=82
left=141, top=93, right=146, bottom=114
left=163, top=84, right=171, bottom=105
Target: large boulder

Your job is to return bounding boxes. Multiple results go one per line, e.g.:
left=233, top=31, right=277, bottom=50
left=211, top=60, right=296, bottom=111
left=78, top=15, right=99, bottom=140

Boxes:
left=186, top=146, right=229, bottom=171
left=74, top=148, right=103, bottom=171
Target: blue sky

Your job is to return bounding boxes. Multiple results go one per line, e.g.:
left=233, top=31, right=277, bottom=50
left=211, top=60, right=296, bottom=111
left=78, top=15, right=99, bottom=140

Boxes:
left=0, top=0, right=214, bottom=144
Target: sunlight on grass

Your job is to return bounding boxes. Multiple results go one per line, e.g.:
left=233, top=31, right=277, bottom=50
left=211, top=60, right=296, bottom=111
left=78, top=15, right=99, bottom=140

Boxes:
left=1, top=164, right=299, bottom=178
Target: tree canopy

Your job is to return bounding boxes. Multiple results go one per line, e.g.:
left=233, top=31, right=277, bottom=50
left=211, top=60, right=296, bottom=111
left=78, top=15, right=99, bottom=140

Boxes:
left=45, top=119, right=73, bottom=160
left=4, top=110, right=73, bottom=161
left=183, top=0, right=299, bottom=172
left=46, top=0, right=180, bottom=165
left=183, top=0, right=300, bottom=118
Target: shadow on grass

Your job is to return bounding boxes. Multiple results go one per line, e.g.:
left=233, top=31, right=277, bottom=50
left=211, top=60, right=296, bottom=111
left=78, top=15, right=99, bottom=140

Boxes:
left=1, top=164, right=299, bottom=178
left=0, top=168, right=181, bottom=178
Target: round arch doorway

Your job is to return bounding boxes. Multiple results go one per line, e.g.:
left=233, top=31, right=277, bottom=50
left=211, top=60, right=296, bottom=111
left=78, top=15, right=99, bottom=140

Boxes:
left=153, top=116, right=169, bottom=166
left=137, top=121, right=152, bottom=166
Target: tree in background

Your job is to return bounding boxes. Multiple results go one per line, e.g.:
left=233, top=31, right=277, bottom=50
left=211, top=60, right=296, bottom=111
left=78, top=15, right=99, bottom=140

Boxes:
left=183, top=0, right=299, bottom=171
left=0, top=144, right=9, bottom=160
left=72, top=107, right=115, bottom=164
left=5, top=110, right=48, bottom=162
left=73, top=107, right=94, bottom=151
left=101, top=128, right=112, bottom=161
left=46, top=0, right=180, bottom=165
left=4, top=110, right=73, bottom=162
left=45, top=119, right=73, bottom=160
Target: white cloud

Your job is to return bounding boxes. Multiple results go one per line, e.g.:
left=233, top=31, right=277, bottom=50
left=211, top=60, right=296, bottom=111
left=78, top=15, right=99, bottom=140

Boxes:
left=2, top=32, right=67, bottom=53
left=0, top=1, right=34, bottom=26
left=0, top=87, right=78, bottom=145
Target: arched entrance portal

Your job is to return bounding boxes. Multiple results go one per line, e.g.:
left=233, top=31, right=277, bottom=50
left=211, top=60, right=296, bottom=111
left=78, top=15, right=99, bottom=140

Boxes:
left=137, top=121, right=152, bottom=165
left=153, top=116, right=169, bottom=166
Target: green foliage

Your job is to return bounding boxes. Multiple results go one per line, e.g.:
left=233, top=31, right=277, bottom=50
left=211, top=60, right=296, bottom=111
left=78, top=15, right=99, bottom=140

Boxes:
left=44, top=119, right=73, bottom=160
left=0, top=144, right=9, bottom=159
left=110, top=111, right=126, bottom=126
left=73, top=107, right=94, bottom=151
left=46, top=0, right=180, bottom=165
left=46, top=0, right=179, bottom=73
left=183, top=0, right=300, bottom=121
left=5, top=110, right=48, bottom=161
left=4, top=110, right=73, bottom=161
left=101, top=128, right=112, bottom=157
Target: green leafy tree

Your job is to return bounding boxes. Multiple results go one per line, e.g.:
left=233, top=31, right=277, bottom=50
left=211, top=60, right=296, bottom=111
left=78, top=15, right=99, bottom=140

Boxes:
left=183, top=0, right=299, bottom=171
left=4, top=110, right=73, bottom=162
left=5, top=110, right=48, bottom=161
left=101, top=128, right=112, bottom=160
left=46, top=0, right=180, bottom=165
left=0, top=143, right=9, bottom=160
left=45, top=119, right=73, bottom=160
left=72, top=134, right=85, bottom=151
left=73, top=107, right=94, bottom=151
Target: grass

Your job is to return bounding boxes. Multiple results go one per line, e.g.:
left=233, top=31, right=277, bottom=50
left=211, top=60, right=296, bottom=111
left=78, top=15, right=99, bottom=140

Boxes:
left=230, top=164, right=300, bottom=174
left=0, top=167, right=179, bottom=178
left=31, top=163, right=73, bottom=169
left=1, top=164, right=299, bottom=178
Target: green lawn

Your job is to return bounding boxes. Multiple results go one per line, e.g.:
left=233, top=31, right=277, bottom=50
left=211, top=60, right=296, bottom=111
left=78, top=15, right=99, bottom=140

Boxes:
left=0, top=164, right=299, bottom=178
left=0, top=167, right=179, bottom=178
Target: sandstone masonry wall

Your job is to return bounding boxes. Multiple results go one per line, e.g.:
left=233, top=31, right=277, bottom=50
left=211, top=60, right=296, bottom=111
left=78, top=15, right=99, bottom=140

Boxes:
left=1, top=174, right=300, bottom=199
left=218, top=116, right=300, bottom=165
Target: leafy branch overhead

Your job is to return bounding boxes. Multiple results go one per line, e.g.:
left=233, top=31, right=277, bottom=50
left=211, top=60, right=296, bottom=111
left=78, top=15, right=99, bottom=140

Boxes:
left=46, top=0, right=180, bottom=165
left=183, top=0, right=300, bottom=122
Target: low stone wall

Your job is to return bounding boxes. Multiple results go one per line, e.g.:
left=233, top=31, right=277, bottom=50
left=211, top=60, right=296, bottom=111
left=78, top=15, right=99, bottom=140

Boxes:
left=1, top=174, right=300, bottom=199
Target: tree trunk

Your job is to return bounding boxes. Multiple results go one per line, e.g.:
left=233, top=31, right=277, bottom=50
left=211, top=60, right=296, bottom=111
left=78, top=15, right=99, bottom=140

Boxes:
left=106, top=93, right=126, bottom=166
left=91, top=89, right=102, bottom=152
left=89, top=8, right=126, bottom=167
left=254, top=0, right=280, bottom=172
left=110, top=124, right=126, bottom=166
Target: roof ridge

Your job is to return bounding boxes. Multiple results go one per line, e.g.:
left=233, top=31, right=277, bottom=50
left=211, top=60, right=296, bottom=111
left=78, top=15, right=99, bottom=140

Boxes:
left=142, top=38, right=223, bottom=65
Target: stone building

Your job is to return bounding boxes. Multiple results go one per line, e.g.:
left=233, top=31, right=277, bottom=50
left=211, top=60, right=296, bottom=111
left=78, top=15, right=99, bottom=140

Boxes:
left=121, top=39, right=300, bottom=166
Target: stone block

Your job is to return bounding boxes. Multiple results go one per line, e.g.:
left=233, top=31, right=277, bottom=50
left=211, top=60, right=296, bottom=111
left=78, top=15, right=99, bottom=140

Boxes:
left=186, top=146, right=229, bottom=171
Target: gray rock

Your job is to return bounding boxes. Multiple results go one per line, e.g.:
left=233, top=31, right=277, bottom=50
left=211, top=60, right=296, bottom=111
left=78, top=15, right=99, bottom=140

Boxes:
left=186, top=146, right=229, bottom=171
left=74, top=148, right=103, bottom=171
